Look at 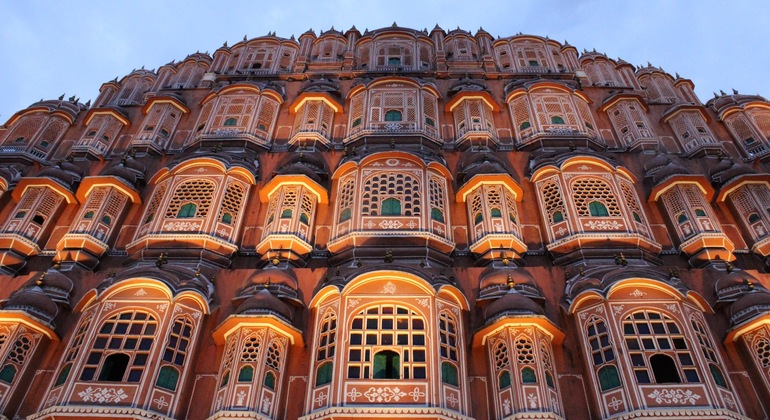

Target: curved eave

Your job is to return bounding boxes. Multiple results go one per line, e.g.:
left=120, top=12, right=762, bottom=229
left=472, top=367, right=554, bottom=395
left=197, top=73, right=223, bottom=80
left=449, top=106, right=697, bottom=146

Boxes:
left=13, top=178, right=77, bottom=204
left=717, top=174, right=770, bottom=202
left=720, top=101, right=770, bottom=120
left=76, top=176, right=142, bottom=204
left=0, top=310, right=59, bottom=342
left=455, top=174, right=523, bottom=203
left=673, top=78, right=695, bottom=89
left=505, top=81, right=575, bottom=102
left=5, top=107, right=77, bottom=127
left=309, top=285, right=341, bottom=309
left=152, top=158, right=256, bottom=185
left=599, top=93, right=650, bottom=113
left=212, top=314, right=303, bottom=347
left=289, top=92, right=342, bottom=114
left=343, top=270, right=435, bottom=296
left=569, top=278, right=710, bottom=315
left=84, top=108, right=131, bottom=127
left=472, top=315, right=565, bottom=347
left=142, top=96, right=190, bottom=115
left=649, top=174, right=714, bottom=202
left=445, top=91, right=500, bottom=112
left=725, top=313, right=770, bottom=343
left=661, top=105, right=711, bottom=124
left=260, top=174, right=328, bottom=204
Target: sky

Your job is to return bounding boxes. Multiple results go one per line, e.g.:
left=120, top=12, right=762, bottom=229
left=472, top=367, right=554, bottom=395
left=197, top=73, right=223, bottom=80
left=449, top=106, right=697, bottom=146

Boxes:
left=0, top=0, right=768, bottom=122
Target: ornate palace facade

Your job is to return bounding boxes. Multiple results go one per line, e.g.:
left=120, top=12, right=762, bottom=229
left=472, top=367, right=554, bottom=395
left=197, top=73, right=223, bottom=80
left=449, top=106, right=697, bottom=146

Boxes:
left=0, top=24, right=770, bottom=419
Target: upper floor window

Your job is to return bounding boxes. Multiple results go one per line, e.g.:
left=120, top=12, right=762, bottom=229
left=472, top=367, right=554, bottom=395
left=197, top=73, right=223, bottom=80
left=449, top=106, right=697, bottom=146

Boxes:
left=347, top=304, right=427, bottom=380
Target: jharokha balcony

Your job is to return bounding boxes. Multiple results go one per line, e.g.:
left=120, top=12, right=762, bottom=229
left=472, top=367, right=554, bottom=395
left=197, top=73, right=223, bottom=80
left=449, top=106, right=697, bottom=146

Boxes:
left=344, top=122, right=441, bottom=147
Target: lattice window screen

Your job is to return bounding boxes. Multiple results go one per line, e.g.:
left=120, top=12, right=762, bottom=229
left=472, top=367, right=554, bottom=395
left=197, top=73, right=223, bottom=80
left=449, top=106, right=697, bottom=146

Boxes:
left=165, top=179, right=216, bottom=218
left=361, top=172, right=421, bottom=216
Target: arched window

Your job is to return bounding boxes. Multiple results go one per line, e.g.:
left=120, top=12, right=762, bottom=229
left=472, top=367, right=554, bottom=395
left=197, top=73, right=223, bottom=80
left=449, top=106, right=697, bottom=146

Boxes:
left=587, top=317, right=620, bottom=391
left=553, top=211, right=564, bottom=223
left=490, top=208, right=502, bottom=217
left=0, top=365, right=16, bottom=384
left=650, top=354, right=681, bottom=383
left=709, top=364, right=727, bottom=388
left=347, top=305, right=427, bottom=380
left=588, top=201, right=609, bottom=217
left=749, top=213, right=761, bottom=223
left=519, top=121, right=531, bottom=130
left=339, top=208, right=352, bottom=223
left=80, top=311, right=157, bottom=383
left=221, top=213, right=233, bottom=224
left=84, top=211, right=94, bottom=219
left=474, top=213, right=484, bottom=224
left=98, top=353, right=130, bottom=381
left=431, top=208, right=444, bottom=222
left=224, top=117, right=237, bottom=126
left=238, top=365, right=254, bottom=382
left=597, top=365, right=621, bottom=391
left=316, top=362, right=333, bottom=386
left=521, top=366, right=537, bottom=383
left=54, top=363, right=72, bottom=387
left=281, top=209, right=293, bottom=218
left=385, top=110, right=402, bottom=122
left=373, top=350, right=400, bottom=379
left=177, top=203, right=197, bottom=218
left=442, top=361, right=459, bottom=386
left=499, top=370, right=511, bottom=389
left=156, top=366, right=180, bottom=391
left=623, top=310, right=698, bottom=384
left=695, top=208, right=707, bottom=217
left=551, top=116, right=565, bottom=124
left=264, top=371, right=276, bottom=389
left=381, top=198, right=402, bottom=216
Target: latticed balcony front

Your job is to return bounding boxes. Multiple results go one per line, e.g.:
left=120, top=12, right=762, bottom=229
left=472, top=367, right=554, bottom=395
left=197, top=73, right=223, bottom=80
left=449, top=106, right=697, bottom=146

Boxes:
left=344, top=122, right=441, bottom=147
left=195, top=128, right=271, bottom=151
left=516, top=126, right=604, bottom=151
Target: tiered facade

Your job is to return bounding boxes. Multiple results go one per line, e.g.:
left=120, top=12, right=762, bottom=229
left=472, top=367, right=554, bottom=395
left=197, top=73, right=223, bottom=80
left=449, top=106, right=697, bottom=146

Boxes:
left=1, top=24, right=770, bottom=419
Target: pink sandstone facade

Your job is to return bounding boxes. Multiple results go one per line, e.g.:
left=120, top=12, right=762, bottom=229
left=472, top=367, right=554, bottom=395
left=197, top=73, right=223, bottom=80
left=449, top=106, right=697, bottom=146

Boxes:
left=0, top=23, right=769, bottom=419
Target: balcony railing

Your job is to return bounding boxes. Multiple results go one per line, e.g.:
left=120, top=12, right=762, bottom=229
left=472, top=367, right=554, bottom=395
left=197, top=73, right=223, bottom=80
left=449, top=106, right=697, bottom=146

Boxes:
left=0, top=145, right=48, bottom=162
left=71, top=139, right=108, bottom=157
left=346, top=122, right=439, bottom=143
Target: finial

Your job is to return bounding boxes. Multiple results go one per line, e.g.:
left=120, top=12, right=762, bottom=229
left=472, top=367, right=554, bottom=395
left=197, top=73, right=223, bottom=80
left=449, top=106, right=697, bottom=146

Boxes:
left=725, top=260, right=733, bottom=274
left=720, top=89, right=726, bottom=96
left=265, top=276, right=271, bottom=287
left=59, top=93, right=65, bottom=100
left=243, top=34, right=247, bottom=41
left=195, top=268, right=201, bottom=278
left=53, top=261, right=61, bottom=270
left=675, top=72, right=680, bottom=78
left=745, top=278, right=755, bottom=291
left=506, top=273, right=515, bottom=289
left=501, top=251, right=510, bottom=267
left=335, top=265, right=340, bottom=276
left=713, top=92, right=719, bottom=99
left=389, top=138, right=396, bottom=149
left=392, top=21, right=398, bottom=27
left=384, top=249, right=394, bottom=263
left=669, top=267, right=679, bottom=279
left=36, top=272, right=46, bottom=287
left=223, top=41, right=228, bottom=47
left=733, top=88, right=739, bottom=94
left=156, top=252, right=168, bottom=268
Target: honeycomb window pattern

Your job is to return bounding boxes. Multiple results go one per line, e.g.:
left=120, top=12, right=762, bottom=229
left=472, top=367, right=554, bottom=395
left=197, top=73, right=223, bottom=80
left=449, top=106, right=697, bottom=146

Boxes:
left=165, top=179, right=216, bottom=219
left=540, top=179, right=566, bottom=224
left=515, top=336, right=535, bottom=365
left=218, top=181, right=246, bottom=226
left=571, top=178, right=621, bottom=217
left=347, top=304, right=428, bottom=380
left=753, top=336, right=770, bottom=368
left=361, top=172, right=421, bottom=217
left=240, top=334, right=261, bottom=363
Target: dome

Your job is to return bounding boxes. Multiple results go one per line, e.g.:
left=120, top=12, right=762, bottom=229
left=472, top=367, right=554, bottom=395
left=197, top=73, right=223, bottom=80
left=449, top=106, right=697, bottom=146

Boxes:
left=484, top=289, right=544, bottom=321
left=37, top=160, right=84, bottom=191
left=102, top=154, right=146, bottom=188
left=730, top=291, right=770, bottom=326
left=715, top=162, right=754, bottom=185
left=643, top=153, right=670, bottom=173
left=716, top=271, right=763, bottom=301
left=39, top=269, right=74, bottom=304
left=235, top=289, right=293, bottom=320
left=566, top=277, right=603, bottom=301
left=651, top=162, right=688, bottom=185
left=4, top=284, right=59, bottom=326
left=459, top=154, right=510, bottom=186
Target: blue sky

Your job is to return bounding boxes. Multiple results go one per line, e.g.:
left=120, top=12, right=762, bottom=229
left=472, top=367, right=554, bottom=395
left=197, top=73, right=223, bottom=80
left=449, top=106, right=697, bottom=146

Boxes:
left=1, top=0, right=768, bottom=122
